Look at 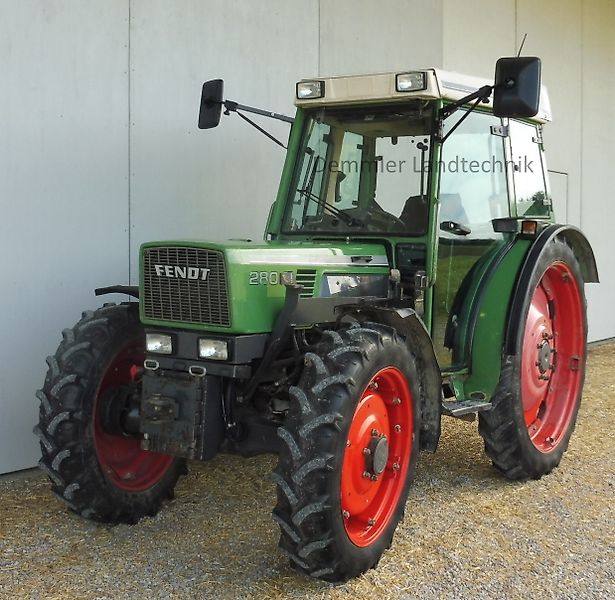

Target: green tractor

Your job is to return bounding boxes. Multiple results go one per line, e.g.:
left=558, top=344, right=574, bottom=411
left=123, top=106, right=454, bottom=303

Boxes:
left=36, top=56, right=598, bottom=582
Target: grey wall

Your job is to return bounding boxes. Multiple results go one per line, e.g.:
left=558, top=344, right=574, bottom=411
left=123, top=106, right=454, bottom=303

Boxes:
left=0, top=0, right=130, bottom=473
left=0, top=0, right=612, bottom=473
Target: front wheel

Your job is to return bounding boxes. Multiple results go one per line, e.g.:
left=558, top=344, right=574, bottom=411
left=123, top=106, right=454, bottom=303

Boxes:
left=35, top=303, right=185, bottom=523
left=479, top=240, right=587, bottom=480
left=273, top=323, right=421, bottom=582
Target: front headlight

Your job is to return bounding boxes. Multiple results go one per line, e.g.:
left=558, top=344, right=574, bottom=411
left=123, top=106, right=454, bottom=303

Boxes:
left=198, top=339, right=229, bottom=360
left=146, top=333, right=173, bottom=354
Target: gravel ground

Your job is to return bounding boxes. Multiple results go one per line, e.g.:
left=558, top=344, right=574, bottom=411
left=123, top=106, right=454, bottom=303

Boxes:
left=1, top=344, right=614, bottom=600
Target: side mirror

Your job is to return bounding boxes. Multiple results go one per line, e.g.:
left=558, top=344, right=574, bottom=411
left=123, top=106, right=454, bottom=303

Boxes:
left=493, top=57, right=541, bottom=118
left=198, top=79, right=224, bottom=129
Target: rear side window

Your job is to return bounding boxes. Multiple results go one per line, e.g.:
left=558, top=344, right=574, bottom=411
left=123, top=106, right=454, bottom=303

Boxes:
left=510, top=120, right=549, bottom=217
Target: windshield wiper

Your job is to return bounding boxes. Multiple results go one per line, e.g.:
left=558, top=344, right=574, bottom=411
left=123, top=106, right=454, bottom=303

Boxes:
left=296, top=188, right=366, bottom=228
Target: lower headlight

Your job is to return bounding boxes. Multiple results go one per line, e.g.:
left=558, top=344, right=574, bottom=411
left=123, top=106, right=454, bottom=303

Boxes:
left=198, top=339, right=228, bottom=360
left=146, top=333, right=173, bottom=354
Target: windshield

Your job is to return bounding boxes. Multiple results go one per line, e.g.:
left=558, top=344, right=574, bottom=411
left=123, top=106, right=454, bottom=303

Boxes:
left=282, top=103, right=435, bottom=235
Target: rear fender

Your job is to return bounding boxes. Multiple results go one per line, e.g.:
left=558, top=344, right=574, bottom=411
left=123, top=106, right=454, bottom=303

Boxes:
left=504, top=224, right=598, bottom=355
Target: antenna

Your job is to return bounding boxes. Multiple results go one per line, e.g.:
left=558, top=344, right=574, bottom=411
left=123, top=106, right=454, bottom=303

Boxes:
left=517, top=33, right=528, bottom=57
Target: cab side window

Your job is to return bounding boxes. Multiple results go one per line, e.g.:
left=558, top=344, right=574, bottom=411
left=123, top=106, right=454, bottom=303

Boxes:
left=439, top=110, right=510, bottom=237
left=509, top=120, right=549, bottom=217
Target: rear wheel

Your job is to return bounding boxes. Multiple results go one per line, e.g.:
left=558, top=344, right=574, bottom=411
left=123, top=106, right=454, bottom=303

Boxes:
left=479, top=240, right=587, bottom=479
left=273, top=323, right=420, bottom=582
left=35, top=304, right=185, bottom=523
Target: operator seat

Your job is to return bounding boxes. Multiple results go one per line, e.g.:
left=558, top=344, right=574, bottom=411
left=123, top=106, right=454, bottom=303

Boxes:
left=399, top=194, right=429, bottom=235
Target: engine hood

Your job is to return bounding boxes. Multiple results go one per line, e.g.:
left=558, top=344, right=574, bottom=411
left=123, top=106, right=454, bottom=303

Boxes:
left=139, top=239, right=390, bottom=334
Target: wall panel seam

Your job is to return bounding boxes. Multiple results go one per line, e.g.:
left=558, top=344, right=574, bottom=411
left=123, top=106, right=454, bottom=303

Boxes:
left=128, top=0, right=133, bottom=284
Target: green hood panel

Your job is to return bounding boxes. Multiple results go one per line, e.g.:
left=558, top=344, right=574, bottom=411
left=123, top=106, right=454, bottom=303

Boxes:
left=139, top=239, right=390, bottom=334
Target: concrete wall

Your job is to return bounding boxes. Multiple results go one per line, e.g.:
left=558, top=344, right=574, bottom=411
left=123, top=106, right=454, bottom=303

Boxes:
left=0, top=0, right=612, bottom=473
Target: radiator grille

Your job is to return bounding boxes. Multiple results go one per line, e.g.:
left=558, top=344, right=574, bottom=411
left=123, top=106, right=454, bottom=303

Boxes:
left=296, top=269, right=317, bottom=298
left=142, top=247, right=230, bottom=326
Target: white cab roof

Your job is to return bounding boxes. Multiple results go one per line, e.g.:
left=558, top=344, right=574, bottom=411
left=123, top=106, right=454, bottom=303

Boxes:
left=295, top=69, right=551, bottom=123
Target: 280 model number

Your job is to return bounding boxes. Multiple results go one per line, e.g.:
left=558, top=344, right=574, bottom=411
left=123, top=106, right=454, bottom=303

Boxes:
left=248, top=271, right=282, bottom=285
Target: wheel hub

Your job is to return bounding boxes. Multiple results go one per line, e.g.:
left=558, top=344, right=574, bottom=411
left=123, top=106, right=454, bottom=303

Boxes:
left=366, top=435, right=389, bottom=476
left=536, top=339, right=553, bottom=375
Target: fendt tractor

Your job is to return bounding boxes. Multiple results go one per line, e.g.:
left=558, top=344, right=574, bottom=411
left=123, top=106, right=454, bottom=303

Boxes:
left=36, top=56, right=598, bottom=582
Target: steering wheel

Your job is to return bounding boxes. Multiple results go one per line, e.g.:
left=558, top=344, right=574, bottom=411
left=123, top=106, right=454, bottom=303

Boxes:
left=362, top=204, right=406, bottom=230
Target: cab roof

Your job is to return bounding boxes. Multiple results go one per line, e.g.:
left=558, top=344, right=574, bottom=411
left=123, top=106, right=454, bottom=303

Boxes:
left=295, top=69, right=552, bottom=123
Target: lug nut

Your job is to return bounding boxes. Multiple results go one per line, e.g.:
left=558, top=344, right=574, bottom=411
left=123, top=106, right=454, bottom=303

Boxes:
left=342, top=510, right=350, bottom=519
left=362, top=471, right=371, bottom=479
left=392, top=397, right=401, bottom=405
left=363, top=448, right=372, bottom=456
left=371, top=429, right=379, bottom=437
left=346, top=440, right=351, bottom=447
left=370, top=474, right=378, bottom=481
left=367, top=518, right=375, bottom=526
left=369, top=381, right=379, bottom=390
left=394, top=424, right=402, bottom=433
left=392, top=462, right=400, bottom=471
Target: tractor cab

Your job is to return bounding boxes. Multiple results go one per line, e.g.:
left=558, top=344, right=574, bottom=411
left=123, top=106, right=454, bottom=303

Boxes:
left=264, top=64, right=553, bottom=369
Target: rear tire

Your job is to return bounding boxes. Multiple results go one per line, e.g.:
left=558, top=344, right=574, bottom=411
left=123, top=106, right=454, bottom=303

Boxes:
left=35, top=303, right=185, bottom=523
left=478, top=240, right=587, bottom=480
left=273, top=323, right=421, bottom=582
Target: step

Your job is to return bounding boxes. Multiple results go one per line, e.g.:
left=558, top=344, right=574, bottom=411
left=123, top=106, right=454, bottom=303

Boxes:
left=441, top=399, right=492, bottom=418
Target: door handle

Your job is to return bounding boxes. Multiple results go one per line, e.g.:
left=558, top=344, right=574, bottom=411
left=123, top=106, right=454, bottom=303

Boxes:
left=350, top=255, right=373, bottom=263
left=440, top=221, right=471, bottom=236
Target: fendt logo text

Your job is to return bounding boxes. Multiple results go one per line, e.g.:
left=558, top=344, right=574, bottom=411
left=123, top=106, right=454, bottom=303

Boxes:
left=153, top=264, right=210, bottom=281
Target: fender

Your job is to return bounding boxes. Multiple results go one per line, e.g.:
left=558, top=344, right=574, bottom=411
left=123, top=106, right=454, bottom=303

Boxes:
left=343, top=305, right=442, bottom=453
left=95, top=285, right=140, bottom=299
left=504, top=224, right=598, bottom=355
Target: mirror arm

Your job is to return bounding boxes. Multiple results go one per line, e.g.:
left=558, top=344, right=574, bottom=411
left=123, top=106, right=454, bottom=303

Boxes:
left=437, top=85, right=498, bottom=144
left=439, top=95, right=483, bottom=144
left=223, top=100, right=294, bottom=124
left=219, top=100, right=295, bottom=149
left=234, top=110, right=288, bottom=149
left=439, top=84, right=493, bottom=120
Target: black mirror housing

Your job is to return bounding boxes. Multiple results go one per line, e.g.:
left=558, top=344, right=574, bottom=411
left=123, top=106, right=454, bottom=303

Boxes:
left=493, top=57, right=541, bottom=118
left=198, top=79, right=224, bottom=129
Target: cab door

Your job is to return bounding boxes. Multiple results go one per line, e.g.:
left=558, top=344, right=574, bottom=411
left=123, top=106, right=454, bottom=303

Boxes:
left=432, top=110, right=511, bottom=369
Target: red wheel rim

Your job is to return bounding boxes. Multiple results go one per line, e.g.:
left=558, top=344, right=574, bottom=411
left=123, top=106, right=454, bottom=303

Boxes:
left=521, top=262, right=584, bottom=453
left=93, top=340, right=174, bottom=492
left=340, top=366, right=413, bottom=547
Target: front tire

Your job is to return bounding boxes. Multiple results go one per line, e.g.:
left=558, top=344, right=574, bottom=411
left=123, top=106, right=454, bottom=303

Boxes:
left=479, top=240, right=587, bottom=479
left=35, top=303, right=185, bottom=523
left=273, top=323, right=421, bottom=582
